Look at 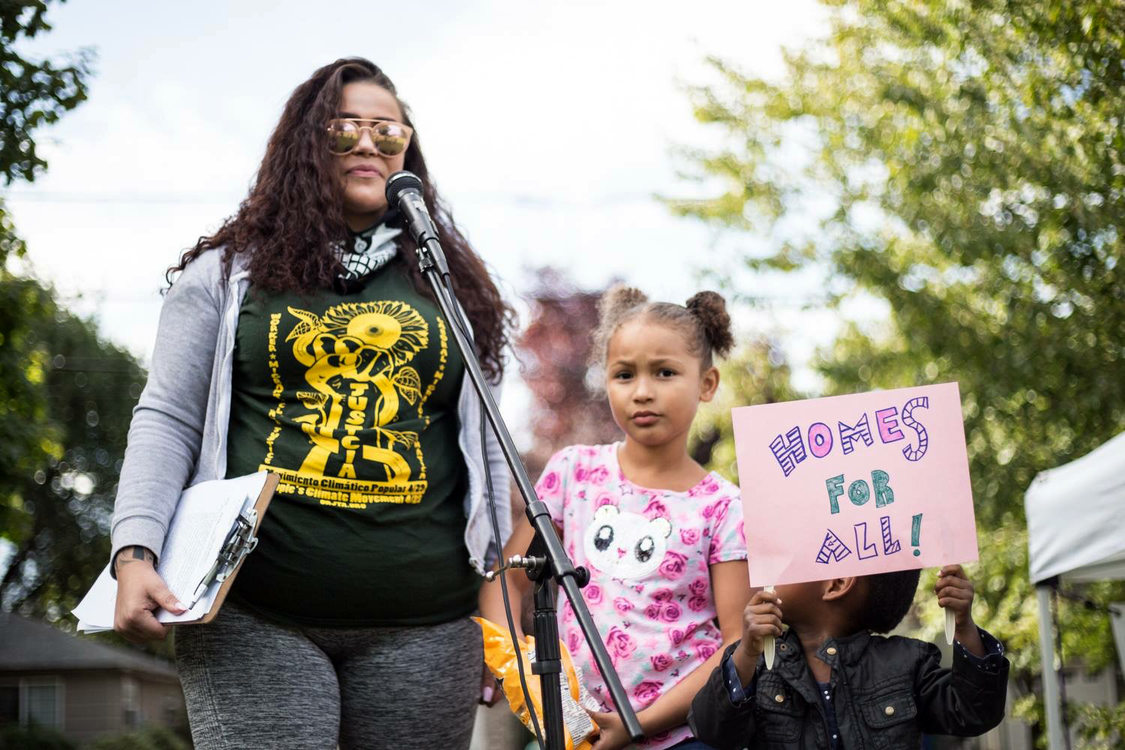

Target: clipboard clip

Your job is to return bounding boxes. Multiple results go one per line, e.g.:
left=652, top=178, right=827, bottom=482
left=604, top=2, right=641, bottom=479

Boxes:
left=187, top=507, right=259, bottom=609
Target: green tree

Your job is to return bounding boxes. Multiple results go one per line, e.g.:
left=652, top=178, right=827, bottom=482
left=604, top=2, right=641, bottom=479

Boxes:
left=0, top=274, right=146, bottom=618
left=0, top=1, right=133, bottom=627
left=0, top=270, right=57, bottom=526
left=691, top=337, right=803, bottom=480
left=1, top=0, right=91, bottom=190
left=671, top=0, right=1125, bottom=741
left=1, top=0, right=90, bottom=543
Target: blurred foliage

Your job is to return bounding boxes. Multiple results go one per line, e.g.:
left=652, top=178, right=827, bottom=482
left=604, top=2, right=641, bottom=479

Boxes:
left=0, top=271, right=58, bottom=525
left=0, top=273, right=146, bottom=621
left=1, top=0, right=92, bottom=303
left=516, top=267, right=620, bottom=478
left=671, top=0, right=1125, bottom=742
left=90, top=725, right=191, bottom=750
left=0, top=722, right=75, bottom=749
left=691, top=337, right=803, bottom=482
left=1072, top=700, right=1125, bottom=749
left=0, top=1, right=138, bottom=638
left=1, top=0, right=91, bottom=191
left=0, top=201, right=26, bottom=264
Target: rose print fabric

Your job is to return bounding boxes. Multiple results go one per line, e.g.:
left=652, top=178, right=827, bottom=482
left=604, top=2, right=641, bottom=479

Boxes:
left=536, top=443, right=746, bottom=748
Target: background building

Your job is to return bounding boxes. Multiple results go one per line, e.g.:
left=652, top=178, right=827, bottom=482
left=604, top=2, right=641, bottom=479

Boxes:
left=0, top=613, right=186, bottom=746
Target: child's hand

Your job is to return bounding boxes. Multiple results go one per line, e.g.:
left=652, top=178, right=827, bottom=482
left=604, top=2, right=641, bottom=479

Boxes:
left=935, top=564, right=985, bottom=656
left=934, top=564, right=975, bottom=626
left=588, top=710, right=630, bottom=750
left=732, top=588, right=783, bottom=683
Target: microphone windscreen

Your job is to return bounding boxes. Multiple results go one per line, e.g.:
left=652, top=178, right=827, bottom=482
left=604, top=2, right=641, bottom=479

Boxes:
left=385, top=170, right=424, bottom=206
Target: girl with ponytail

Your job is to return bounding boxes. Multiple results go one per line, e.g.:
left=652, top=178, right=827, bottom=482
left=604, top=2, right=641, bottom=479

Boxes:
left=482, top=286, right=750, bottom=749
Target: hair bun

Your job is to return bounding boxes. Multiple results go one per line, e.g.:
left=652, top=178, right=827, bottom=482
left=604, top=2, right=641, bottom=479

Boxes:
left=599, top=284, right=648, bottom=321
left=686, top=291, right=733, bottom=359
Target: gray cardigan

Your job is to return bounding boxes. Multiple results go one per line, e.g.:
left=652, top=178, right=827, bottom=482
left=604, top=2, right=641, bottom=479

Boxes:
left=110, top=249, right=512, bottom=577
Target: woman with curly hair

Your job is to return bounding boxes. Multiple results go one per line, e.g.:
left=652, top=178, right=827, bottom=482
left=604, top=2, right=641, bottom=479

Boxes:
left=110, top=58, right=513, bottom=749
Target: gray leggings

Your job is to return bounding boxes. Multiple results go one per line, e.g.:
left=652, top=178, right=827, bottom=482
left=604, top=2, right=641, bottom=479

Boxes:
left=174, top=601, right=482, bottom=749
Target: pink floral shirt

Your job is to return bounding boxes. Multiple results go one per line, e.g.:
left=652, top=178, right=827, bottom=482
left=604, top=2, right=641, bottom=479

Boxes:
left=536, top=443, right=746, bottom=749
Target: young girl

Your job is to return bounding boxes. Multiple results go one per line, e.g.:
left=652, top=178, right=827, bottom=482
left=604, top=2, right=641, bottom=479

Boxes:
left=481, top=286, right=750, bottom=749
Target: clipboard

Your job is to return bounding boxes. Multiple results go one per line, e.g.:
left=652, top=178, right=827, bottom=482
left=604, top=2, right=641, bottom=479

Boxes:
left=181, top=471, right=279, bottom=625
left=72, top=471, right=280, bottom=632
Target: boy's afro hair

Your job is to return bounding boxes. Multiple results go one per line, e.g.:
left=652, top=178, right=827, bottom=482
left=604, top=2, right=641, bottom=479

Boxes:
left=861, top=568, right=922, bottom=633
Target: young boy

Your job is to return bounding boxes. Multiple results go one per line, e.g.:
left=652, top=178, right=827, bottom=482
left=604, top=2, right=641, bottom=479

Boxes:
left=688, top=565, right=1009, bottom=749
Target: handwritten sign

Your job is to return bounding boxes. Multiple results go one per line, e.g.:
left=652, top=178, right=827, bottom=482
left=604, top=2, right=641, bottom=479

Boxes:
left=732, top=382, right=978, bottom=586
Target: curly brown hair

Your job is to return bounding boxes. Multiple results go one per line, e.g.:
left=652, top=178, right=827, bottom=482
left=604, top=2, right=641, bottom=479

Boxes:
left=169, top=57, right=512, bottom=379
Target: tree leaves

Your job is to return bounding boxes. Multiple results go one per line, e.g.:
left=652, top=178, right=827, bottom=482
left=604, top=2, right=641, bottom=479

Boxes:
left=0, top=0, right=92, bottom=192
left=0, top=1, right=122, bottom=626
left=673, top=0, right=1125, bottom=738
left=0, top=274, right=145, bottom=621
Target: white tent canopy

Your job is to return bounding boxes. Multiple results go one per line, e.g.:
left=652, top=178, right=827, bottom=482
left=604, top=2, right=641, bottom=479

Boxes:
left=1024, top=429, right=1125, bottom=750
left=1027, top=429, right=1125, bottom=584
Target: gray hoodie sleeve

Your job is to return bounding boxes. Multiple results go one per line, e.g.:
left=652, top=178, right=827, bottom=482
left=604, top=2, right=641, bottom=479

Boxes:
left=110, top=253, right=224, bottom=564
left=482, top=379, right=512, bottom=564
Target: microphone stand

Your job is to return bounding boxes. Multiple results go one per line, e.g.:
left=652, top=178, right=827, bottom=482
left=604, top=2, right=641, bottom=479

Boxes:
left=405, top=214, right=644, bottom=749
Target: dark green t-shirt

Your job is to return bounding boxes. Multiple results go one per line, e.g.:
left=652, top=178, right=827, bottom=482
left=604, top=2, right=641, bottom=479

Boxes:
left=225, top=259, right=479, bottom=626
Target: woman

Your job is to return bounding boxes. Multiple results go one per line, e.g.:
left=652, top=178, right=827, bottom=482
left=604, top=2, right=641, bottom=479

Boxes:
left=111, top=58, right=513, bottom=749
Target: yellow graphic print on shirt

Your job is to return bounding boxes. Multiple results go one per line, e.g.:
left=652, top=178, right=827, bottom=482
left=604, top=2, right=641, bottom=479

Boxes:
left=259, top=300, right=449, bottom=509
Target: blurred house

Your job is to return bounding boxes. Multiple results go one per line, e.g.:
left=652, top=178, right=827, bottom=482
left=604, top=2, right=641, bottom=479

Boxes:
left=0, top=613, right=185, bottom=745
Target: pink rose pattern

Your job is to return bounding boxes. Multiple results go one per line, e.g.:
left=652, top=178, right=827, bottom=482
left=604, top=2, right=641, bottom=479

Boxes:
left=539, top=470, right=560, bottom=494
left=533, top=443, right=746, bottom=749
left=694, top=640, right=718, bottom=662
left=687, top=576, right=710, bottom=612
left=687, top=595, right=710, bottom=612
left=658, top=551, right=688, bottom=581
left=605, top=626, right=636, bottom=665
left=633, top=680, right=664, bottom=707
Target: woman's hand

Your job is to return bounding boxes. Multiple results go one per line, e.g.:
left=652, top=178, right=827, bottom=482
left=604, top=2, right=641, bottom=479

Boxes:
left=588, top=710, right=630, bottom=750
left=113, top=546, right=186, bottom=643
left=479, top=664, right=500, bottom=706
left=732, top=588, right=783, bottom=683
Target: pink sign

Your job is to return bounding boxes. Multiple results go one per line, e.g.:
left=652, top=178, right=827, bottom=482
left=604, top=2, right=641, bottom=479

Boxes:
left=732, top=382, right=978, bottom=586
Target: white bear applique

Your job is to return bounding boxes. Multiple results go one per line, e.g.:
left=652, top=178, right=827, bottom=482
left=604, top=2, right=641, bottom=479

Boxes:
left=582, top=504, right=673, bottom=580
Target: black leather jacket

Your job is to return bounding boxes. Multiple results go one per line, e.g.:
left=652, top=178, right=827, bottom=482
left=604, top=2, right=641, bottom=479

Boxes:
left=689, top=628, right=1009, bottom=750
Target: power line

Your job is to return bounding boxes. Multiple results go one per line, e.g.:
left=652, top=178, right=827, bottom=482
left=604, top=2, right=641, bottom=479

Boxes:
left=3, top=188, right=672, bottom=208
left=4, top=190, right=240, bottom=205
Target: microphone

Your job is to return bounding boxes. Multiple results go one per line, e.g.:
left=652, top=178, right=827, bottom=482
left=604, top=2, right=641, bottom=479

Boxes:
left=385, top=170, right=440, bottom=251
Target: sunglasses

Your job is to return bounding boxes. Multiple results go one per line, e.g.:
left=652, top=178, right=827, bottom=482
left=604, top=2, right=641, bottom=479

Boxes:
left=326, top=118, right=413, bottom=156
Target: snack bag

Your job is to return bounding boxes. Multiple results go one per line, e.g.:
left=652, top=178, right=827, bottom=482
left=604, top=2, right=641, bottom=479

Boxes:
left=474, top=616, right=598, bottom=750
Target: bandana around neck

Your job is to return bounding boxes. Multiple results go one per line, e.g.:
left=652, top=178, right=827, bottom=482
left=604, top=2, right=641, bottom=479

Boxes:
left=334, top=223, right=402, bottom=293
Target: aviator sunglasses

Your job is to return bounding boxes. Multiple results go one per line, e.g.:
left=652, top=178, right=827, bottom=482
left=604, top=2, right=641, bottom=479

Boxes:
left=326, top=118, right=413, bottom=156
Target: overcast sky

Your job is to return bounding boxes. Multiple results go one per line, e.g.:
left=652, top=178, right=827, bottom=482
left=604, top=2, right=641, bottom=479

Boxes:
left=8, top=1, right=832, bottom=422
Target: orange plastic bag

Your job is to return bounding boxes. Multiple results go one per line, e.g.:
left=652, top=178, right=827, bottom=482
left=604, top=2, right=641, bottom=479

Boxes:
left=474, top=616, right=598, bottom=750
